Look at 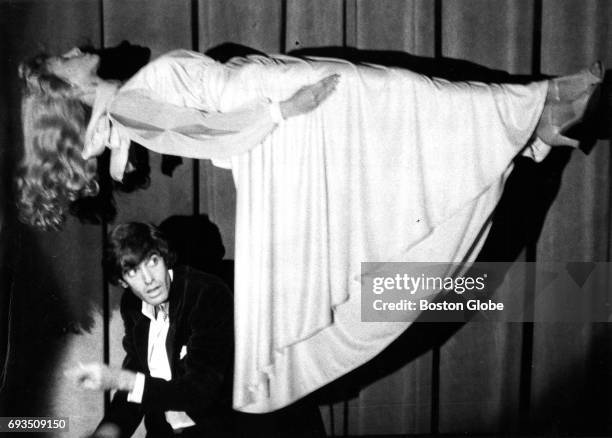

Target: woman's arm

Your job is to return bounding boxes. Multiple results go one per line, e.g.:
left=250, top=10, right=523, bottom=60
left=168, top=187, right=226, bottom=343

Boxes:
left=279, top=74, right=339, bottom=118
left=104, top=74, right=338, bottom=180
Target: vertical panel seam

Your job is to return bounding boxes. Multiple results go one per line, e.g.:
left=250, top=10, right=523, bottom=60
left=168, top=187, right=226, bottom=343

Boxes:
left=191, top=0, right=200, bottom=216
left=531, top=0, right=542, bottom=75
left=343, top=0, right=357, bottom=48
left=608, top=145, right=612, bottom=261
left=280, top=0, right=287, bottom=53
left=431, top=2, right=442, bottom=434
left=342, top=0, right=347, bottom=47
left=430, top=347, right=440, bottom=434
left=341, top=1, right=354, bottom=432
left=99, top=0, right=111, bottom=415
left=434, top=0, right=442, bottom=58
left=518, top=2, right=543, bottom=432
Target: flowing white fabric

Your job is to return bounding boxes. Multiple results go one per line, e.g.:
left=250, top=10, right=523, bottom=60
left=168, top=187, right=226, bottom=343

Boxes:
left=96, top=51, right=547, bottom=413
left=222, top=56, right=547, bottom=412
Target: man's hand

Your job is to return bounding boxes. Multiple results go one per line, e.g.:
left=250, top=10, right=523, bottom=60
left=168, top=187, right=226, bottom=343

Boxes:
left=65, top=362, right=136, bottom=392
left=280, top=74, right=340, bottom=119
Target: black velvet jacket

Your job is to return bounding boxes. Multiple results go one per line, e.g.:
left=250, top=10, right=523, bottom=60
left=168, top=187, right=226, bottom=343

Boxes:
left=98, top=266, right=234, bottom=437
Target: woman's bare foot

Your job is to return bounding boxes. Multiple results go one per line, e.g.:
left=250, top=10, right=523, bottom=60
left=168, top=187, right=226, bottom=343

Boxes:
left=546, top=61, right=603, bottom=102
left=537, top=62, right=604, bottom=147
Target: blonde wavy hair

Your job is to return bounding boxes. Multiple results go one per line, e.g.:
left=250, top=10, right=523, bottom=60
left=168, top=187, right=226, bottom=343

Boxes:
left=16, top=54, right=99, bottom=229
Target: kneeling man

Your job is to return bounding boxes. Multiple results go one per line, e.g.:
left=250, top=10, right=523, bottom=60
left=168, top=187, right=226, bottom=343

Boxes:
left=69, top=222, right=234, bottom=437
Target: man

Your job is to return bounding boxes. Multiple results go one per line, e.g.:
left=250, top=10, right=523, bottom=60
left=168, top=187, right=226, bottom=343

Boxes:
left=69, top=222, right=234, bottom=437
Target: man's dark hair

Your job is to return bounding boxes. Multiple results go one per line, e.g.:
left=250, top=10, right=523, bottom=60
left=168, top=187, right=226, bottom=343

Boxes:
left=104, top=222, right=176, bottom=285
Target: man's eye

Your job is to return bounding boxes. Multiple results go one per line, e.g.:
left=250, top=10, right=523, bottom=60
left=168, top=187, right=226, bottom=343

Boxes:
left=148, top=255, right=159, bottom=266
left=126, top=269, right=137, bottom=278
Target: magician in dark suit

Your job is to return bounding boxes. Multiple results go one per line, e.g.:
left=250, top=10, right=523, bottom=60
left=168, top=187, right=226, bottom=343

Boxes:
left=68, top=222, right=234, bottom=437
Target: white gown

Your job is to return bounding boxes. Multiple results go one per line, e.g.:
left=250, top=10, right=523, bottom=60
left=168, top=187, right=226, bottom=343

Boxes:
left=93, top=50, right=548, bottom=413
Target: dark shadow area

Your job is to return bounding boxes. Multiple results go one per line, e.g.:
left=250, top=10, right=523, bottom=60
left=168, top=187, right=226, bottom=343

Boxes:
left=565, top=69, right=612, bottom=155
left=158, top=214, right=234, bottom=290
left=86, top=41, right=151, bottom=83
left=0, top=219, right=101, bottom=426
left=205, top=42, right=267, bottom=63
left=0, top=219, right=15, bottom=416
left=0, top=8, right=17, bottom=416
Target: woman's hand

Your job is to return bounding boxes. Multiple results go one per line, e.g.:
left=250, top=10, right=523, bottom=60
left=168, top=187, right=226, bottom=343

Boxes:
left=280, top=74, right=340, bottom=119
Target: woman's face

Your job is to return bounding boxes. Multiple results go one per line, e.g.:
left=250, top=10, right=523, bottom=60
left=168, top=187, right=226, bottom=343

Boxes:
left=46, top=47, right=100, bottom=89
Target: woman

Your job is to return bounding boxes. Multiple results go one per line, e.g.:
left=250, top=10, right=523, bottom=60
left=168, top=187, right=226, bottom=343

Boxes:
left=17, top=47, right=603, bottom=413
left=17, top=48, right=339, bottom=228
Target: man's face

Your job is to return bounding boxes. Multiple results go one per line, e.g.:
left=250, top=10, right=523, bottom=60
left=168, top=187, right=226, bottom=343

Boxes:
left=121, top=254, right=171, bottom=306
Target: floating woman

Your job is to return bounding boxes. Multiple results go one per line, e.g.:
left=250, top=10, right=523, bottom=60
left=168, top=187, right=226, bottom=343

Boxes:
left=17, top=47, right=603, bottom=412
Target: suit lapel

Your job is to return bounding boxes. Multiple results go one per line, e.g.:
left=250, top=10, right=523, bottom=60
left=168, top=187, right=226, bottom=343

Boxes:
left=166, top=319, right=177, bottom=374
left=165, top=268, right=185, bottom=374
left=132, top=315, right=150, bottom=369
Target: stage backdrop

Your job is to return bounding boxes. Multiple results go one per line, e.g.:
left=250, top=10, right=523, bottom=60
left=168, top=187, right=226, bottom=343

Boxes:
left=1, top=1, right=611, bottom=437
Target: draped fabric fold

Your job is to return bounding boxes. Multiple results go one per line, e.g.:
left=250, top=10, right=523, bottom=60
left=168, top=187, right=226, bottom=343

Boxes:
left=109, top=92, right=277, bottom=160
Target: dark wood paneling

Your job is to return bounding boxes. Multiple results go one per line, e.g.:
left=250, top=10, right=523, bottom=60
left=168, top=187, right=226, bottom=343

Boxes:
left=541, top=0, right=612, bottom=72
left=286, top=0, right=344, bottom=51
left=200, top=0, right=283, bottom=53
left=356, top=0, right=435, bottom=56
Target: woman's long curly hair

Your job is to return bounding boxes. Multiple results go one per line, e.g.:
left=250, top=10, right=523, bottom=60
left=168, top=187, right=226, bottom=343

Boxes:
left=16, top=54, right=99, bottom=229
